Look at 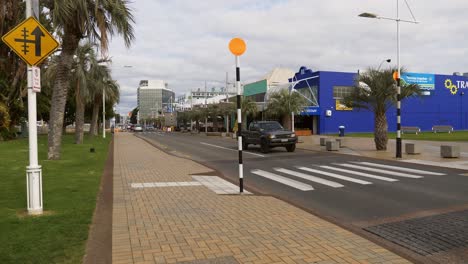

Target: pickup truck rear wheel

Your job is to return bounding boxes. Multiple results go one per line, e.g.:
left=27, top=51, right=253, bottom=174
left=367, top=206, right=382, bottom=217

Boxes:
left=286, top=144, right=296, bottom=152
left=260, top=139, right=270, bottom=153
left=242, top=137, right=248, bottom=150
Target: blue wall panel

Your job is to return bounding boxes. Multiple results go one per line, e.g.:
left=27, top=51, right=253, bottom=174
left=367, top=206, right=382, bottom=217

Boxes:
left=291, top=68, right=468, bottom=134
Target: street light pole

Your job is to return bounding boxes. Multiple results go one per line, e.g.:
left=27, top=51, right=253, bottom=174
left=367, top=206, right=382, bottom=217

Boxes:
left=359, top=0, right=418, bottom=158
left=396, top=0, right=401, bottom=158
left=377, top=59, right=391, bottom=71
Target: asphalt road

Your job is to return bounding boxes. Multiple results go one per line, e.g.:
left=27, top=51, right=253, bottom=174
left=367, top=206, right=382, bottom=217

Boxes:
left=138, top=131, right=468, bottom=262
left=138, top=131, right=468, bottom=224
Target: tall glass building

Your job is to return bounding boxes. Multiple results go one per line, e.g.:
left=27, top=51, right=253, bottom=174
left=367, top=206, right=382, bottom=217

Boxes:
left=137, top=80, right=175, bottom=120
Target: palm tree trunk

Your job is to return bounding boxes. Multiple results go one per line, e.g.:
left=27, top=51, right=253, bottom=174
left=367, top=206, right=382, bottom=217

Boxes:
left=74, top=81, right=84, bottom=144
left=47, top=32, right=79, bottom=160
left=282, top=115, right=292, bottom=130
left=90, top=95, right=100, bottom=136
left=374, top=111, right=388, bottom=150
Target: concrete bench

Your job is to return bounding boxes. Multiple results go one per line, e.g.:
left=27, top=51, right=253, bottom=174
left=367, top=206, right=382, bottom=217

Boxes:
left=405, top=143, right=420, bottom=154
left=326, top=141, right=339, bottom=151
left=432, top=125, right=454, bottom=133
left=440, top=145, right=460, bottom=158
left=401, top=126, right=421, bottom=134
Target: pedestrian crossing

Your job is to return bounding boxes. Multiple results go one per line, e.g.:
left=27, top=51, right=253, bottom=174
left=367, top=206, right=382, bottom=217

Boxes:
left=250, top=161, right=445, bottom=191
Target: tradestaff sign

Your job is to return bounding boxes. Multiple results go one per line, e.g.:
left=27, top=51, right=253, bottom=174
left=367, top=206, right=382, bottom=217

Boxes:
left=401, top=73, right=435, bottom=90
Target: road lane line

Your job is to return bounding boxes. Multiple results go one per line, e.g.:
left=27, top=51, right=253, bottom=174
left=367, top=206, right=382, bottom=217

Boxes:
left=319, top=165, right=398, bottom=182
left=273, top=168, right=344, bottom=188
left=295, top=167, right=372, bottom=185
left=200, top=142, right=265, bottom=157
left=354, top=162, right=445, bottom=175
left=335, top=163, right=423, bottom=178
left=251, top=169, right=314, bottom=191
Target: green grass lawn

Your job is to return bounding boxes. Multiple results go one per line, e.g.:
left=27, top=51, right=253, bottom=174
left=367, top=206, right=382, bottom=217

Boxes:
left=0, top=134, right=111, bottom=264
left=345, top=131, right=468, bottom=142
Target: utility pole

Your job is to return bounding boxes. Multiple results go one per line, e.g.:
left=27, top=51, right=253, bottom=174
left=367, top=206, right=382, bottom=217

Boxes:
left=205, top=81, right=208, bottom=133
left=225, top=72, right=229, bottom=102
left=204, top=80, right=207, bottom=106
left=225, top=72, right=230, bottom=132
left=26, top=0, right=42, bottom=215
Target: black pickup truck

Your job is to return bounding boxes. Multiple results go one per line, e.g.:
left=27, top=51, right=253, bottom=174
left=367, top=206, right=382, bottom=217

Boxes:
left=241, top=121, right=297, bottom=153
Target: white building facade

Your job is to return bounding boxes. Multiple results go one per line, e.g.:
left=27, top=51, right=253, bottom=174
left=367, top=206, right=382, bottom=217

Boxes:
left=137, top=80, right=175, bottom=120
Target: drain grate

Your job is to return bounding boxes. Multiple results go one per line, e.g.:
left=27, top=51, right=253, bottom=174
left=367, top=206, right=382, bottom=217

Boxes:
left=364, top=209, right=468, bottom=256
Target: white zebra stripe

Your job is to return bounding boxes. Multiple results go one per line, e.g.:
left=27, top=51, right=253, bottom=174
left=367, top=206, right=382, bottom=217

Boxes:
left=354, top=162, right=445, bottom=175
left=295, top=167, right=372, bottom=185
left=319, top=165, right=398, bottom=182
left=251, top=169, right=314, bottom=191
left=335, top=163, right=423, bottom=179
left=273, top=168, right=344, bottom=188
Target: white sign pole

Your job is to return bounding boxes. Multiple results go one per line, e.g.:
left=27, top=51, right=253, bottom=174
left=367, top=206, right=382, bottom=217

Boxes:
left=26, top=0, right=43, bottom=215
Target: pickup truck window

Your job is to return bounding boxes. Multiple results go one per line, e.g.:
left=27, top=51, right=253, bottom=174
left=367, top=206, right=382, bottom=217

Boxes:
left=259, top=122, right=283, bottom=131
left=251, top=124, right=259, bottom=131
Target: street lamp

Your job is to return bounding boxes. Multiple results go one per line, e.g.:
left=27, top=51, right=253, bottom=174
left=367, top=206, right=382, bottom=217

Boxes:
left=359, top=0, right=419, bottom=158
left=378, top=59, right=391, bottom=71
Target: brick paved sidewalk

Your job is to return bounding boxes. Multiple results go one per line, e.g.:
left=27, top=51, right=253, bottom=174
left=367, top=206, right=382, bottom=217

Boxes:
left=113, top=133, right=410, bottom=264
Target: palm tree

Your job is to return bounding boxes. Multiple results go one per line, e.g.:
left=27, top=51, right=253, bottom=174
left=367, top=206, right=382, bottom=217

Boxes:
left=265, top=89, right=306, bottom=130
left=230, top=97, right=259, bottom=130
left=176, top=111, right=189, bottom=130
left=0, top=0, right=27, bottom=137
left=88, top=64, right=109, bottom=136
left=71, top=43, right=98, bottom=144
left=89, top=72, right=120, bottom=137
left=343, top=67, right=422, bottom=150
left=45, top=0, right=134, bottom=159
left=218, top=102, right=235, bottom=132
left=188, top=108, right=203, bottom=132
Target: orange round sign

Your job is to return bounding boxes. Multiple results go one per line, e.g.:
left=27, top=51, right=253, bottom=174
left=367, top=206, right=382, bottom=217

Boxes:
left=393, top=71, right=400, bottom=80
left=229, top=38, right=246, bottom=56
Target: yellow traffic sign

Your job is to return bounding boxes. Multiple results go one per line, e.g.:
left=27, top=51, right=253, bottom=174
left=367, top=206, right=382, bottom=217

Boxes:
left=2, top=16, right=59, bottom=66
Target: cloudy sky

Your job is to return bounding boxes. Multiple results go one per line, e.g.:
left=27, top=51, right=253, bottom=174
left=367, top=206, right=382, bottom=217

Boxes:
left=108, top=0, right=468, bottom=115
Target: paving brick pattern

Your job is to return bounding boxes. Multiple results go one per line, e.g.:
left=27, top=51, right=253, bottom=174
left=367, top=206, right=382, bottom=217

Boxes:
left=364, top=210, right=468, bottom=256
left=113, top=133, right=409, bottom=264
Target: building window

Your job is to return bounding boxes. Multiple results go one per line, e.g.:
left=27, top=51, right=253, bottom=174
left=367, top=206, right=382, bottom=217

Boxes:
left=333, top=86, right=354, bottom=99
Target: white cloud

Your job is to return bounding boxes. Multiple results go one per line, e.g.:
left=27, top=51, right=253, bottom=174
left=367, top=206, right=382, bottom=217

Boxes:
left=108, top=0, right=468, bottom=115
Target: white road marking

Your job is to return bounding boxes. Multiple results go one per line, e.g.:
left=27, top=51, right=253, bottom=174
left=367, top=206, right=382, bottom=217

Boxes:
left=319, top=165, right=398, bottom=182
left=335, top=163, right=423, bottom=179
left=192, top=176, right=251, bottom=194
left=354, top=162, right=445, bottom=175
left=251, top=169, right=314, bottom=191
left=294, top=167, right=372, bottom=185
left=200, top=142, right=265, bottom=157
left=273, top=168, right=344, bottom=188
left=131, top=182, right=202, bottom=188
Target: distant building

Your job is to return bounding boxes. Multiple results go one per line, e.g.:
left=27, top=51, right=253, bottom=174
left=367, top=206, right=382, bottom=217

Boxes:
left=137, top=80, right=175, bottom=119
left=175, top=86, right=236, bottom=110
left=243, top=67, right=296, bottom=114
left=283, top=66, right=468, bottom=134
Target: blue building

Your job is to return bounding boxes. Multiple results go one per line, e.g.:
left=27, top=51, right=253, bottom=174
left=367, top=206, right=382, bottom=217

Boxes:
left=290, top=67, right=468, bottom=134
